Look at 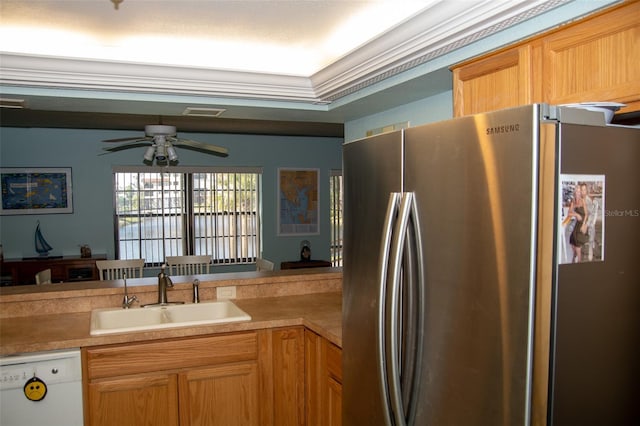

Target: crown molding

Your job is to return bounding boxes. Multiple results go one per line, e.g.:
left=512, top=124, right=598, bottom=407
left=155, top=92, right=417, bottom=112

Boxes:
left=313, top=0, right=569, bottom=101
left=0, top=0, right=572, bottom=105
left=0, top=53, right=317, bottom=102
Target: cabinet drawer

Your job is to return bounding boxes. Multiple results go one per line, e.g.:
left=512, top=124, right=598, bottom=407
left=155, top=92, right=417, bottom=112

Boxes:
left=85, top=332, right=258, bottom=379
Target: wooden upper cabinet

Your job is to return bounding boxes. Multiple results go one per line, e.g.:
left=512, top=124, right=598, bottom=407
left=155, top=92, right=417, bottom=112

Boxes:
left=452, top=44, right=536, bottom=117
left=452, top=1, right=639, bottom=117
left=542, top=1, right=640, bottom=113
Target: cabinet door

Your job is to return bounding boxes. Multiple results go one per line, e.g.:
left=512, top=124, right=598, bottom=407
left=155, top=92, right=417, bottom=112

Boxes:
left=272, top=327, right=305, bottom=426
left=305, top=329, right=343, bottom=426
left=179, top=362, right=260, bottom=426
left=87, top=373, right=179, bottom=426
left=326, top=377, right=342, bottom=426
left=305, top=330, right=323, bottom=426
left=452, top=44, right=535, bottom=117
left=323, top=338, right=342, bottom=426
left=542, top=2, right=640, bottom=113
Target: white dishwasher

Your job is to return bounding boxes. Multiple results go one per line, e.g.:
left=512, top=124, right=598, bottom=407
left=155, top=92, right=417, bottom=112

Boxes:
left=0, top=348, right=83, bottom=426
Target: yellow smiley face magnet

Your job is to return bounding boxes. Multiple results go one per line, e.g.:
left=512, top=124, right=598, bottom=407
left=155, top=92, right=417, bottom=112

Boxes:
left=24, top=376, right=47, bottom=401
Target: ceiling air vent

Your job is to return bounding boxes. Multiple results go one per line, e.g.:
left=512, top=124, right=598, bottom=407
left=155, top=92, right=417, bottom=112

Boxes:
left=182, top=107, right=226, bottom=117
left=0, top=98, right=27, bottom=109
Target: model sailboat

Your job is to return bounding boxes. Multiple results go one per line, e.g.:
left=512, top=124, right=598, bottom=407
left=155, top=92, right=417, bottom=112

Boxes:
left=35, top=221, right=53, bottom=256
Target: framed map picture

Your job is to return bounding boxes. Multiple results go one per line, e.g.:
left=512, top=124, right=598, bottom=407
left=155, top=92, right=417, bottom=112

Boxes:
left=278, top=168, right=319, bottom=235
left=0, top=168, right=73, bottom=215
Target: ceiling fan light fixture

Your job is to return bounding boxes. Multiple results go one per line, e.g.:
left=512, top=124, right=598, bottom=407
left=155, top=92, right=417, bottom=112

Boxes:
left=145, top=125, right=176, bottom=137
left=143, top=145, right=156, bottom=162
left=167, top=145, right=178, bottom=162
left=102, top=124, right=227, bottom=164
left=155, top=143, right=168, bottom=162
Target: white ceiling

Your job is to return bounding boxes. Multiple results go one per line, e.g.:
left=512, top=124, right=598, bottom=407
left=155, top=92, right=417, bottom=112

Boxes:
left=0, top=0, right=615, bottom=125
left=1, top=0, right=431, bottom=76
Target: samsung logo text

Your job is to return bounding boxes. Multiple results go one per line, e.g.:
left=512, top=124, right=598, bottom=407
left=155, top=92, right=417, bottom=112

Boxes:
left=486, top=124, right=520, bottom=135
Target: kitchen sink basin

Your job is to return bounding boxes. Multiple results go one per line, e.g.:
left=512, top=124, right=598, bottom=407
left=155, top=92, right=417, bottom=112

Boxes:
left=90, top=300, right=251, bottom=335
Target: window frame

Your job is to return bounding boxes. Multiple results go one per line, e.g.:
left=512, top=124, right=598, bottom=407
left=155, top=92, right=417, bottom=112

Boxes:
left=112, top=166, right=262, bottom=267
left=330, top=169, right=343, bottom=267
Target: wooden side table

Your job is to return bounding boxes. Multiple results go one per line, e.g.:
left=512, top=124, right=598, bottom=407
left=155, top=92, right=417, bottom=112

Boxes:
left=0, top=254, right=107, bottom=285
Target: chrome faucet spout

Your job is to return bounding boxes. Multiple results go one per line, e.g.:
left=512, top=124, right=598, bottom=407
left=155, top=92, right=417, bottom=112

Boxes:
left=158, top=265, right=169, bottom=304
left=156, top=264, right=181, bottom=305
left=122, top=271, right=138, bottom=309
left=142, top=265, right=183, bottom=307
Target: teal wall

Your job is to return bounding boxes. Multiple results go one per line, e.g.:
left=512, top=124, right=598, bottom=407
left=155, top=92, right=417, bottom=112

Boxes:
left=344, top=91, right=453, bottom=142
left=0, top=127, right=342, bottom=273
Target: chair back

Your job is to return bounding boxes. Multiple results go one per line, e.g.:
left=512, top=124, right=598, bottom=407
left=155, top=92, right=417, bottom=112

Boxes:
left=256, top=258, right=275, bottom=271
left=35, top=268, right=52, bottom=285
left=96, top=259, right=145, bottom=280
left=166, top=255, right=211, bottom=275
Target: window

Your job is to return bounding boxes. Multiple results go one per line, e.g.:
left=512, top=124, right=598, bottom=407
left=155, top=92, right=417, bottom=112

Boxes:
left=113, top=166, right=261, bottom=266
left=330, top=170, right=343, bottom=266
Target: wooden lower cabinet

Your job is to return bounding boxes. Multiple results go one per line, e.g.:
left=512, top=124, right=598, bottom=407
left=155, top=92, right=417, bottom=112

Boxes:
left=324, top=341, right=342, bottom=426
left=88, top=372, right=179, bottom=426
left=83, top=329, right=302, bottom=426
left=326, top=377, right=342, bottom=426
left=83, top=326, right=337, bottom=426
left=270, top=327, right=305, bottom=426
left=305, top=329, right=343, bottom=426
left=179, top=363, right=259, bottom=426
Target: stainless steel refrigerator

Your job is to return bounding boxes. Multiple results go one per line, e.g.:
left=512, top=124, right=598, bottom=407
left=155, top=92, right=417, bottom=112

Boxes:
left=342, top=104, right=640, bottom=425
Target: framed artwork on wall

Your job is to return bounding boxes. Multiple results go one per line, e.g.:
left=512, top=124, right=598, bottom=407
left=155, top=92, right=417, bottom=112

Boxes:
left=0, top=167, right=73, bottom=215
left=277, top=168, right=320, bottom=235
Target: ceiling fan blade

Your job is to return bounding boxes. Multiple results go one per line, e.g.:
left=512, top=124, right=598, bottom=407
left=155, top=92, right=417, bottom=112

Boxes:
left=103, top=136, right=151, bottom=143
left=100, top=142, right=152, bottom=154
left=176, top=139, right=229, bottom=157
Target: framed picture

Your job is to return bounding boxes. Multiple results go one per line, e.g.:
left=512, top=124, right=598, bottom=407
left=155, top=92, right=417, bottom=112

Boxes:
left=278, top=168, right=320, bottom=235
left=0, top=167, right=73, bottom=215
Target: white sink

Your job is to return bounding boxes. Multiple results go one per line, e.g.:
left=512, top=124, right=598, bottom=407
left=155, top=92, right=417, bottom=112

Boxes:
left=90, top=301, right=251, bottom=335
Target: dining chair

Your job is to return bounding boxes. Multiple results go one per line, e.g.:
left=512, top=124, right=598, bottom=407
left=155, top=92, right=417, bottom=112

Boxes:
left=95, top=259, right=145, bottom=280
left=256, top=258, right=275, bottom=271
left=35, top=268, right=52, bottom=285
left=165, top=255, right=211, bottom=275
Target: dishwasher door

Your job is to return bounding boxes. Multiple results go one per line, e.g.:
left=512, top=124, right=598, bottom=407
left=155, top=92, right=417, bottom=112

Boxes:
left=0, top=348, right=83, bottom=426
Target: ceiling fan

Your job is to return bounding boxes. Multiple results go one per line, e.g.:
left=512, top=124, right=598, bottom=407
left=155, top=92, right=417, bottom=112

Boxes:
left=102, top=125, right=229, bottom=164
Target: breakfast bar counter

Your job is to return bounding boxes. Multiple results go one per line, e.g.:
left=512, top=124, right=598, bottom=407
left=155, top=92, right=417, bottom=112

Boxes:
left=0, top=269, right=342, bottom=356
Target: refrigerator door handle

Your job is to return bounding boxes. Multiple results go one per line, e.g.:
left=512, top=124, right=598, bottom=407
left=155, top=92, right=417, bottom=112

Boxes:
left=385, top=192, right=416, bottom=426
left=378, top=192, right=401, bottom=424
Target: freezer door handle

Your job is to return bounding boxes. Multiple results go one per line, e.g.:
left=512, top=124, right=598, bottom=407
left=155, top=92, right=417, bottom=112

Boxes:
left=377, top=192, right=401, bottom=424
left=379, top=192, right=423, bottom=426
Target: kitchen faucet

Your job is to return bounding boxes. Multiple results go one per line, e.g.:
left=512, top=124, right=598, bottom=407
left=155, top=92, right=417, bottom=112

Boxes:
left=121, top=271, right=138, bottom=309
left=144, top=265, right=184, bottom=307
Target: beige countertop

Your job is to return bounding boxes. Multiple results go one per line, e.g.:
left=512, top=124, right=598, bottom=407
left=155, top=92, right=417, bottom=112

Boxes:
left=0, top=292, right=342, bottom=356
